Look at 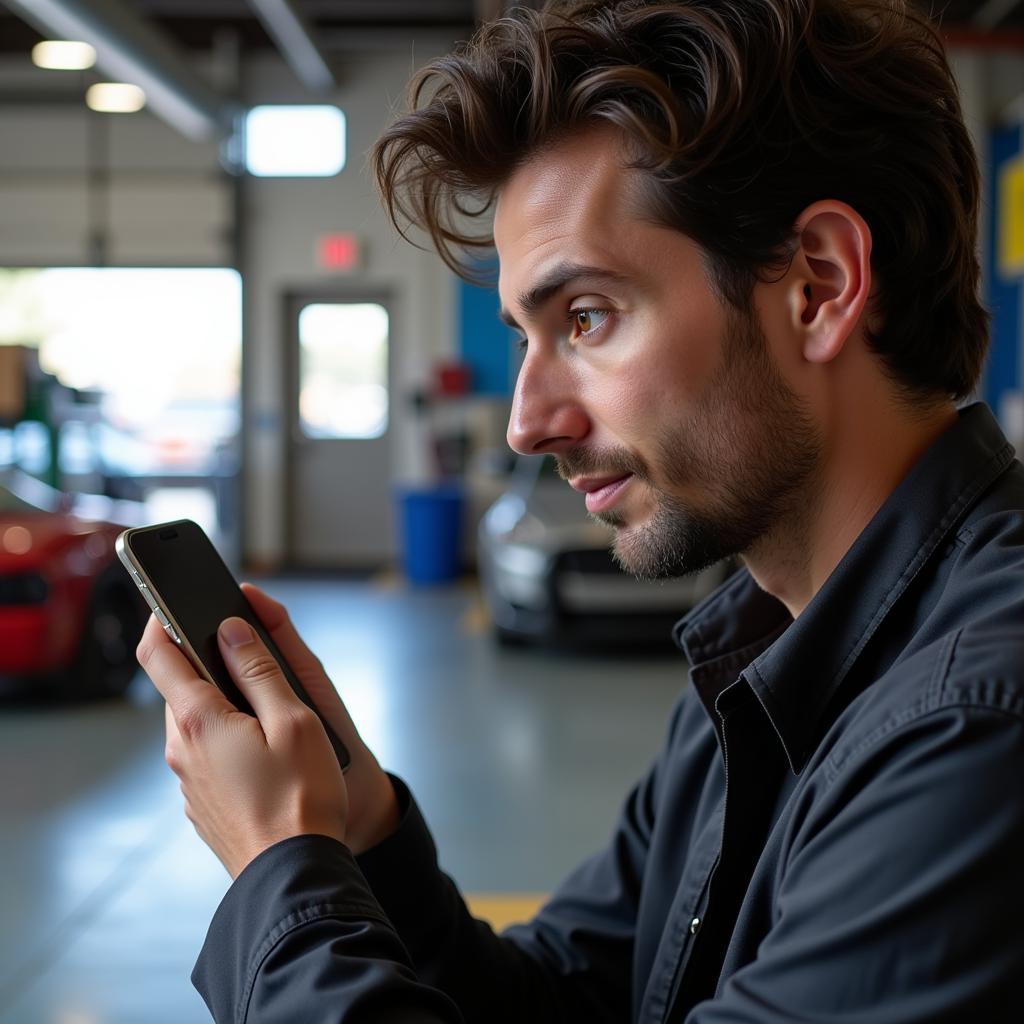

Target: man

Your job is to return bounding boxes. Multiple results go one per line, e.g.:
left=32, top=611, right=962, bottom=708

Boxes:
left=140, top=1, right=1024, bottom=1020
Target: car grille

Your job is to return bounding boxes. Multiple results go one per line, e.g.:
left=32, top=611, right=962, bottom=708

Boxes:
left=552, top=547, right=620, bottom=575
left=0, top=572, right=49, bottom=605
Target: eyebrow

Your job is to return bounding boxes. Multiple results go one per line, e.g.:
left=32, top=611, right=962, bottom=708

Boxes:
left=498, top=262, right=630, bottom=330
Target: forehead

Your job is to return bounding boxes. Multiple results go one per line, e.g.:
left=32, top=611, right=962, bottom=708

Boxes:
left=493, top=130, right=644, bottom=294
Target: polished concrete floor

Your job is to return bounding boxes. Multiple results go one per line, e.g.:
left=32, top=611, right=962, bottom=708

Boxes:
left=0, top=576, right=689, bottom=1023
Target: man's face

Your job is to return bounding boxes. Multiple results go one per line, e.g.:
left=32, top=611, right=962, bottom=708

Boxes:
left=494, top=129, right=822, bottom=579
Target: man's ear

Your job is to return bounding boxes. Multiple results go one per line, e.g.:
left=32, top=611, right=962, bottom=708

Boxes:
left=787, top=201, right=873, bottom=365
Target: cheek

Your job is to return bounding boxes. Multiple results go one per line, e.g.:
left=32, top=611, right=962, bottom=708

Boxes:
left=577, top=372, right=685, bottom=457
left=592, top=333, right=719, bottom=441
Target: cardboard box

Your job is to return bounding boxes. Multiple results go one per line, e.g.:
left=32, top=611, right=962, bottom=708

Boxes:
left=0, top=346, right=27, bottom=422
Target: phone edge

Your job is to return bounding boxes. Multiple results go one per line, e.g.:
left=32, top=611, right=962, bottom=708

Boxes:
left=115, top=524, right=220, bottom=690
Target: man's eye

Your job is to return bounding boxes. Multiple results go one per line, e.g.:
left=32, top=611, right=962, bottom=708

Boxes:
left=514, top=334, right=528, bottom=353
left=568, top=308, right=609, bottom=341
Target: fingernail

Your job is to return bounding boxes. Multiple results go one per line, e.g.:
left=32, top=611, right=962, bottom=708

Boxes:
left=220, top=618, right=253, bottom=647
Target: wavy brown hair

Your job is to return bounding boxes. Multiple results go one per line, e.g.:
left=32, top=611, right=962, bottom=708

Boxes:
left=373, top=0, right=988, bottom=402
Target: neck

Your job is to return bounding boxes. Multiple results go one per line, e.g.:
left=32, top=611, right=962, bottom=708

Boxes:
left=743, top=393, right=959, bottom=620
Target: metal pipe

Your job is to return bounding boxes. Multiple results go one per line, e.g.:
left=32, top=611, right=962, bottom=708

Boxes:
left=3, top=0, right=234, bottom=140
left=244, top=0, right=335, bottom=95
left=85, top=101, right=110, bottom=265
left=972, top=0, right=1024, bottom=32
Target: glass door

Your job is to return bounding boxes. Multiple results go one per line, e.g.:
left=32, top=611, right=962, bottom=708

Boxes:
left=286, top=293, right=394, bottom=568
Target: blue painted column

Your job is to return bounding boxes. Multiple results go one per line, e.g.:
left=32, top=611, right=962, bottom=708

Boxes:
left=986, top=123, right=1024, bottom=424
left=457, top=261, right=517, bottom=397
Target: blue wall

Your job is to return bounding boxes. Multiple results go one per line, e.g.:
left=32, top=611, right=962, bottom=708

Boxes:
left=457, top=262, right=516, bottom=396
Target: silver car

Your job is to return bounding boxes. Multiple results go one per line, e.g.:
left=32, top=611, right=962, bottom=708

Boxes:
left=477, top=455, right=731, bottom=648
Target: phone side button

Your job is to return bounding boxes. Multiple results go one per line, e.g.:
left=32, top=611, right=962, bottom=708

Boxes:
left=153, top=608, right=183, bottom=644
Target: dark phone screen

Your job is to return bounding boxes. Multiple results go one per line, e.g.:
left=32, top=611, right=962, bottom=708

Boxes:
left=127, top=520, right=350, bottom=770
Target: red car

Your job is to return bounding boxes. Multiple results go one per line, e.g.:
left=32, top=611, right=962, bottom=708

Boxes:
left=0, top=472, right=148, bottom=698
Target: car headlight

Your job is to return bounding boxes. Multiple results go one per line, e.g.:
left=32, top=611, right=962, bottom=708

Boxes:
left=505, top=513, right=548, bottom=545
left=493, top=542, right=549, bottom=578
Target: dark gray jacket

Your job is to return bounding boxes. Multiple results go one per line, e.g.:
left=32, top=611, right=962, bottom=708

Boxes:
left=194, top=402, right=1024, bottom=1022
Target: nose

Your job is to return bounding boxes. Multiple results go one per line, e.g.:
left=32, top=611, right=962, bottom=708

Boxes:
left=506, top=352, right=590, bottom=456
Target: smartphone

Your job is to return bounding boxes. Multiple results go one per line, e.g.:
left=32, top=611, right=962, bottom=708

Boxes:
left=116, top=519, right=350, bottom=772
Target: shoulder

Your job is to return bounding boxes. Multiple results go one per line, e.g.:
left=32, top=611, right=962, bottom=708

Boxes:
left=821, top=626, right=1024, bottom=795
left=823, top=494, right=1024, bottom=778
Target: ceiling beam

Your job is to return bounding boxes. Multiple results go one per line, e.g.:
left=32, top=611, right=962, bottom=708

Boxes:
left=244, top=0, right=335, bottom=94
left=972, top=0, right=1024, bottom=31
left=2, top=0, right=234, bottom=139
left=474, top=0, right=545, bottom=21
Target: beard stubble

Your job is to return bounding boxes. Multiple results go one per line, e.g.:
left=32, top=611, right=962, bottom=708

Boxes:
left=556, top=306, right=823, bottom=580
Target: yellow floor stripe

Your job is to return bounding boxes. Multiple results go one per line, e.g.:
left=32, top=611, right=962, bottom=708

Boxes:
left=465, top=893, right=547, bottom=930
left=370, top=568, right=401, bottom=590
left=459, top=597, right=492, bottom=635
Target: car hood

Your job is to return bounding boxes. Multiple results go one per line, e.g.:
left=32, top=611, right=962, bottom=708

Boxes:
left=0, top=513, right=118, bottom=570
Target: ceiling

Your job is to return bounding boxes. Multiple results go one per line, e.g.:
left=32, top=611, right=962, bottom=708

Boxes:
left=0, top=1, right=1022, bottom=57
left=0, top=0, right=1019, bottom=140
left=0, top=1, right=477, bottom=54
left=940, top=0, right=1024, bottom=35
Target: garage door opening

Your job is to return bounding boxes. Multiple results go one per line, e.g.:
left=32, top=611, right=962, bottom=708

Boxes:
left=0, top=267, right=242, bottom=549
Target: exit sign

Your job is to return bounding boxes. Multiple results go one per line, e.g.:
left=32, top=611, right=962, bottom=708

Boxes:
left=317, top=233, right=360, bottom=271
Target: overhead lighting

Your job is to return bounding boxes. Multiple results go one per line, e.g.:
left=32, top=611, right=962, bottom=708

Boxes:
left=245, top=105, right=346, bottom=177
left=31, top=40, right=96, bottom=71
left=86, top=82, right=146, bottom=113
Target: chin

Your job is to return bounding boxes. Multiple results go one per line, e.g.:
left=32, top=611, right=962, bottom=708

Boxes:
left=609, top=527, right=653, bottom=576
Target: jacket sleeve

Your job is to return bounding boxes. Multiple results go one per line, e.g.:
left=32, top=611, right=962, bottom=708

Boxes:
left=688, top=701, right=1024, bottom=1023
left=191, top=832, right=463, bottom=1023
left=354, top=760, right=662, bottom=1024
left=192, top=689, right=687, bottom=1024
left=356, top=693, right=697, bottom=1023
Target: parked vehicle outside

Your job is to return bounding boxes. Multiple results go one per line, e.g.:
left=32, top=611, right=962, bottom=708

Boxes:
left=477, top=455, right=732, bottom=648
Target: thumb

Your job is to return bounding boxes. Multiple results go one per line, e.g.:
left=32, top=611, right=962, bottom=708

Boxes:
left=217, top=617, right=297, bottom=724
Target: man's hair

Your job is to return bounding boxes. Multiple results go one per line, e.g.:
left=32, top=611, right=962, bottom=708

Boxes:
left=373, top=0, right=988, bottom=402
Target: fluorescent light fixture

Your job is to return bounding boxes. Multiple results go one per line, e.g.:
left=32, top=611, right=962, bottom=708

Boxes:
left=31, top=39, right=96, bottom=70
left=86, top=82, right=146, bottom=113
left=245, top=105, right=346, bottom=177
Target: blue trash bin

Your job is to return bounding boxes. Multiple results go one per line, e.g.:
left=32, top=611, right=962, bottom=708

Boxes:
left=396, top=484, right=464, bottom=584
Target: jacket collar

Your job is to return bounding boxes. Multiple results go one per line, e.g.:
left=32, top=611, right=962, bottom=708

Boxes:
left=675, top=402, right=1017, bottom=773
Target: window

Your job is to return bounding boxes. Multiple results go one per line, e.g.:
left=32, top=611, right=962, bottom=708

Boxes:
left=245, top=105, right=346, bottom=177
left=298, top=303, right=388, bottom=440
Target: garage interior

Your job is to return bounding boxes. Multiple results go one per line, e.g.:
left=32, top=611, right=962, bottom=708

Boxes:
left=1, top=1, right=1023, bottom=1021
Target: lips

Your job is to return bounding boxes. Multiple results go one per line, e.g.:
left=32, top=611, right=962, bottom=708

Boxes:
left=569, top=474, right=634, bottom=515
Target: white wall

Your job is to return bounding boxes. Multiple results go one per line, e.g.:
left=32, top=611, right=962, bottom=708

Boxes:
left=238, top=39, right=462, bottom=567
left=0, top=68, right=230, bottom=265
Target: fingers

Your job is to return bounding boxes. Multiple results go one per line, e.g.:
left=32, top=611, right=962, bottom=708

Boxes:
left=240, top=583, right=328, bottom=684
left=164, top=701, right=181, bottom=772
left=217, top=617, right=309, bottom=727
left=137, top=614, right=229, bottom=730
left=238, top=583, right=362, bottom=753
left=240, top=583, right=355, bottom=720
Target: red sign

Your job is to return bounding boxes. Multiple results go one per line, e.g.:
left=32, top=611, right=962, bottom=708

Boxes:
left=318, top=233, right=359, bottom=270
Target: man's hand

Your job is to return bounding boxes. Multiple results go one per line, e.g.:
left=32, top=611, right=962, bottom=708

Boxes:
left=137, top=584, right=400, bottom=878
left=238, top=583, right=400, bottom=855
